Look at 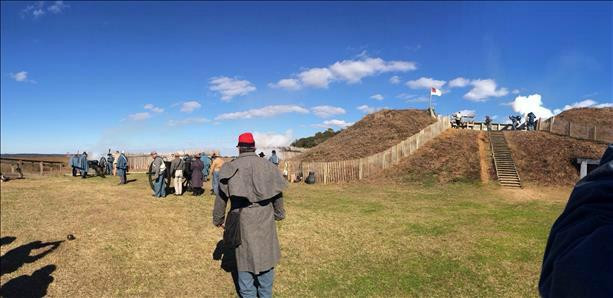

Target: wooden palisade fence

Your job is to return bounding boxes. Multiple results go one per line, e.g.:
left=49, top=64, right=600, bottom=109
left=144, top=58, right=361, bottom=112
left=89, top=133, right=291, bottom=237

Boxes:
left=538, top=116, right=613, bottom=143
left=281, top=116, right=451, bottom=184
left=0, top=158, right=64, bottom=176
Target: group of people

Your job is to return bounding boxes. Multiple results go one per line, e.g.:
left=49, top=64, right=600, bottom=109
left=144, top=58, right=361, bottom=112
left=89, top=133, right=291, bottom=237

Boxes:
left=453, top=111, right=538, bottom=131
left=508, top=112, right=537, bottom=130
left=149, top=151, right=227, bottom=198
left=68, top=150, right=128, bottom=184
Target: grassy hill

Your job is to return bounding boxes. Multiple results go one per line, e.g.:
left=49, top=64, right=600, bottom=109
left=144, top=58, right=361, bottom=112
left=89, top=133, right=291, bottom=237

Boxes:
left=299, top=109, right=435, bottom=161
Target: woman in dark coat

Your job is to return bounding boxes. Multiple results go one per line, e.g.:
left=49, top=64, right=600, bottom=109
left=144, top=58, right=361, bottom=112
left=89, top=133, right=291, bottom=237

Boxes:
left=191, top=153, right=204, bottom=196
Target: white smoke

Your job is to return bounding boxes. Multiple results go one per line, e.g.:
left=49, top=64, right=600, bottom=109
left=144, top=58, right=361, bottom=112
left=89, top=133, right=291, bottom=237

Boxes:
left=511, top=93, right=554, bottom=119
left=253, top=130, right=294, bottom=149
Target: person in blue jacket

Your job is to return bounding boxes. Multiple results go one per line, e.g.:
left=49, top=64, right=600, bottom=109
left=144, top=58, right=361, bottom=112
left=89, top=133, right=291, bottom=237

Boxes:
left=539, top=144, right=613, bottom=297
left=79, top=152, right=89, bottom=179
left=106, top=153, right=114, bottom=175
left=70, top=153, right=80, bottom=177
left=200, top=152, right=211, bottom=183
left=116, top=151, right=128, bottom=185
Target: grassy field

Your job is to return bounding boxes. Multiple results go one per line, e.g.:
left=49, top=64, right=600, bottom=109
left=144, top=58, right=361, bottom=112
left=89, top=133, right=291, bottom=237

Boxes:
left=0, top=173, right=570, bottom=297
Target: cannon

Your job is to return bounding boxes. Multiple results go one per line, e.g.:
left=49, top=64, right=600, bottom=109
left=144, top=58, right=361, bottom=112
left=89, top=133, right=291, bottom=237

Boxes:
left=146, top=160, right=192, bottom=194
left=87, top=160, right=106, bottom=177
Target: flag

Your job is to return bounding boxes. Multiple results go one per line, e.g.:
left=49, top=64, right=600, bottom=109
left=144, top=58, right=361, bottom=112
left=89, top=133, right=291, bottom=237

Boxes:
left=431, top=87, right=442, bottom=96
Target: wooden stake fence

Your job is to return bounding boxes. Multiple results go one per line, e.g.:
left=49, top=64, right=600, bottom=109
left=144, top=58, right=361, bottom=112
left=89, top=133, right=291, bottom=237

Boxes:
left=281, top=116, right=451, bottom=184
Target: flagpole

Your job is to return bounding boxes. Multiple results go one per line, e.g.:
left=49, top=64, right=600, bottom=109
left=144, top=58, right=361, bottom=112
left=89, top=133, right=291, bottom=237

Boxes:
left=429, top=89, right=432, bottom=112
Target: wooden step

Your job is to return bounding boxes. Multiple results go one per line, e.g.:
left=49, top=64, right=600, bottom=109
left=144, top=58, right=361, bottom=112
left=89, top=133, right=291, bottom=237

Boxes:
left=489, top=131, right=522, bottom=188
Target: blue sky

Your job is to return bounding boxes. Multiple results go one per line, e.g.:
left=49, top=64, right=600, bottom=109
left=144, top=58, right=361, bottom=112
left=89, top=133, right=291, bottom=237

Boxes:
left=2, top=1, right=612, bottom=155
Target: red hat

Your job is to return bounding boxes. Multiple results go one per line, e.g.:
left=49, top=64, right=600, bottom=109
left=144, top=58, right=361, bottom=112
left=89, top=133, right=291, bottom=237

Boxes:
left=237, top=132, right=255, bottom=147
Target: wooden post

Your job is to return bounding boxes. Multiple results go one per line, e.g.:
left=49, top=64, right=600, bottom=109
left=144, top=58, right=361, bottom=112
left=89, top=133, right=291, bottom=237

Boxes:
left=549, top=116, right=555, bottom=133
left=10, top=165, right=15, bottom=173
left=593, top=126, right=597, bottom=141
left=39, top=161, right=44, bottom=175
left=568, top=122, right=572, bottom=137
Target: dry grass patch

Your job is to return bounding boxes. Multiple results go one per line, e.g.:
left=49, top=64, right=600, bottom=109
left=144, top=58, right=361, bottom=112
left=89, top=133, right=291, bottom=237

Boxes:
left=1, top=174, right=569, bottom=297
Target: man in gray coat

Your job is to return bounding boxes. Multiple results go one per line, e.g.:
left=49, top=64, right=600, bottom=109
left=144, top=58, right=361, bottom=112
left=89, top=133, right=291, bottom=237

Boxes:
left=213, top=132, right=287, bottom=298
left=150, top=152, right=166, bottom=198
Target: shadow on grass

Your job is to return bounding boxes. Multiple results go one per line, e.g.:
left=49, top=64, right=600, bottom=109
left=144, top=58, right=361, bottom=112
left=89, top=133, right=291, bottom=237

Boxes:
left=213, top=240, right=240, bottom=296
left=1, top=239, right=63, bottom=276
left=0, top=265, right=56, bottom=298
left=125, top=179, right=137, bottom=184
left=0, top=237, right=62, bottom=297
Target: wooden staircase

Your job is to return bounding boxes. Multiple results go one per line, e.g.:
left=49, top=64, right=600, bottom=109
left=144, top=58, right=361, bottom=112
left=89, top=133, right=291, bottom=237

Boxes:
left=489, top=131, right=522, bottom=188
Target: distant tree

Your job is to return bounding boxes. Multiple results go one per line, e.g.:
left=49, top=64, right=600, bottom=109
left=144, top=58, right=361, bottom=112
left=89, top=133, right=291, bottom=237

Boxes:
left=291, top=128, right=340, bottom=148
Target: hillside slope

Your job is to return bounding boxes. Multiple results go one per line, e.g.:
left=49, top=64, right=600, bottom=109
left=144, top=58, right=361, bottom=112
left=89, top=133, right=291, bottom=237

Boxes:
left=381, top=130, right=490, bottom=184
left=299, top=109, right=435, bottom=161
left=554, top=107, right=613, bottom=127
left=505, top=131, right=607, bottom=186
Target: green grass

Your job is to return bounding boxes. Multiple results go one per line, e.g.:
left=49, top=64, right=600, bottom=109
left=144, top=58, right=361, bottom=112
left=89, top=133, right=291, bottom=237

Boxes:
left=0, top=174, right=569, bottom=297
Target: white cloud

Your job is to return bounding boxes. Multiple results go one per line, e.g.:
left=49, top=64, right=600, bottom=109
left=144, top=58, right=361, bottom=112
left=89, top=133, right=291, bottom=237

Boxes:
left=448, top=77, right=470, bottom=88
left=370, top=94, right=384, bottom=101
left=311, top=105, right=346, bottom=118
left=209, top=76, right=256, bottom=101
left=464, top=79, right=508, bottom=101
left=458, top=109, right=476, bottom=117
left=22, top=1, right=69, bottom=18
left=128, top=112, right=151, bottom=121
left=556, top=99, right=613, bottom=113
left=389, top=76, right=401, bottom=84
left=268, top=78, right=301, bottom=90
left=397, top=93, right=428, bottom=103
left=406, top=77, right=446, bottom=90
left=144, top=104, right=164, bottom=113
left=298, top=67, right=334, bottom=88
left=168, top=117, right=210, bottom=127
left=180, top=101, right=201, bottom=113
left=314, top=119, right=354, bottom=129
left=11, top=71, right=28, bottom=82
left=215, top=105, right=309, bottom=120
left=512, top=89, right=520, bottom=94
left=357, top=105, right=385, bottom=114
left=511, top=94, right=554, bottom=119
left=253, top=130, right=294, bottom=148
left=329, top=57, right=416, bottom=83
left=48, top=1, right=69, bottom=14
left=276, top=56, right=416, bottom=90
left=10, top=71, right=34, bottom=83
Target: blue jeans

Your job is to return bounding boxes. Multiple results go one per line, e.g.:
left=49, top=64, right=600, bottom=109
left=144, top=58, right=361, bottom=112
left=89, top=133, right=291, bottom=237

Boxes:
left=154, top=175, right=166, bottom=197
left=212, top=171, right=220, bottom=195
left=238, top=269, right=274, bottom=298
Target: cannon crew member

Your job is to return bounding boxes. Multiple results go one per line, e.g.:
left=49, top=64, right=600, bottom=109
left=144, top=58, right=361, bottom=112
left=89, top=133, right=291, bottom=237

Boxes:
left=106, top=153, right=114, bottom=175
left=116, top=151, right=128, bottom=185
left=79, top=152, right=89, bottom=179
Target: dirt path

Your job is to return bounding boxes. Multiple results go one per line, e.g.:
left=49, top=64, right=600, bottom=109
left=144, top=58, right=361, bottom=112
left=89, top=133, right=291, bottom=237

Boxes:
left=477, top=131, right=490, bottom=184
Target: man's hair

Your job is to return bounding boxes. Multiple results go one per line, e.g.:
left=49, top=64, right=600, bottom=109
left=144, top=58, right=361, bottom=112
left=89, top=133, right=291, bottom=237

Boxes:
left=239, top=146, right=256, bottom=153
left=272, top=150, right=276, bottom=154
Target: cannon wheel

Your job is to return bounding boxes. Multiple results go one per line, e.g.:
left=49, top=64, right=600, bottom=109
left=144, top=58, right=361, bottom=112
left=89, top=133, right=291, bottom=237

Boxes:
left=147, top=161, right=172, bottom=192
